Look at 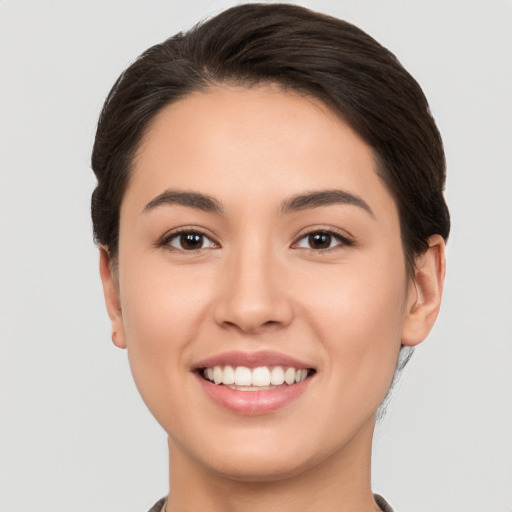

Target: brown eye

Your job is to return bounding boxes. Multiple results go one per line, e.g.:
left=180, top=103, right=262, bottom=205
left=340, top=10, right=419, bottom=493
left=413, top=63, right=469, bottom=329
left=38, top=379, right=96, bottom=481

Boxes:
left=295, top=230, right=352, bottom=251
left=166, top=231, right=216, bottom=251
left=308, top=232, right=332, bottom=249
left=180, top=233, right=204, bottom=250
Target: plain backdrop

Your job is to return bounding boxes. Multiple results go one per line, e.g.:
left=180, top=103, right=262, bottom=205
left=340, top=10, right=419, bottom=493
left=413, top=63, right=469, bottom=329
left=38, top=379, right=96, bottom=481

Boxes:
left=1, top=1, right=511, bottom=511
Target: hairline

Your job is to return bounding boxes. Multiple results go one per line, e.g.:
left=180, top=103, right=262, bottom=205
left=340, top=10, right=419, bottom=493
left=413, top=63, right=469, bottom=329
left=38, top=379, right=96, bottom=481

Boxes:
left=108, top=80, right=425, bottom=279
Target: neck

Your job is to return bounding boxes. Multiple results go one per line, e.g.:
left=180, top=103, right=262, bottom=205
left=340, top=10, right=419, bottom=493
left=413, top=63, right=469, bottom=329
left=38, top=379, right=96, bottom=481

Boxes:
left=165, top=418, right=381, bottom=512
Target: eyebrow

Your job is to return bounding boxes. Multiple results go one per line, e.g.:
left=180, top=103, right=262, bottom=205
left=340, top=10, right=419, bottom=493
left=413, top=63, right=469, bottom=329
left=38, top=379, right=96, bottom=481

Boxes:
left=143, top=188, right=373, bottom=217
left=143, top=190, right=224, bottom=215
left=280, top=189, right=374, bottom=216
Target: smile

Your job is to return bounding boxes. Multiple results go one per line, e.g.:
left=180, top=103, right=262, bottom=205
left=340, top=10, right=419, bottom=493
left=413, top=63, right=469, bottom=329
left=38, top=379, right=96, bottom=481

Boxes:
left=194, top=351, right=316, bottom=415
left=202, top=365, right=311, bottom=390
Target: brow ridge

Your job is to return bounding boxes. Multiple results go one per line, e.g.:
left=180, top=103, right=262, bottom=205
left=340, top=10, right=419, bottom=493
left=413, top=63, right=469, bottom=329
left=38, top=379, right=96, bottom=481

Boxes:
left=280, top=189, right=374, bottom=216
left=143, top=190, right=224, bottom=214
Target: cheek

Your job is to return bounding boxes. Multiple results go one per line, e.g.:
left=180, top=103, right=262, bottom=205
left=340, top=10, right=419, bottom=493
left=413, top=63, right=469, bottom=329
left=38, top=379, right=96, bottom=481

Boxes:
left=297, top=255, right=407, bottom=403
left=117, top=259, right=215, bottom=415
left=120, top=256, right=213, bottom=340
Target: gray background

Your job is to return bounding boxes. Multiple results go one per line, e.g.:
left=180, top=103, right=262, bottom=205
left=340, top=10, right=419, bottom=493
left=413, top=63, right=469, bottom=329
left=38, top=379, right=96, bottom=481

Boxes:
left=1, top=1, right=511, bottom=511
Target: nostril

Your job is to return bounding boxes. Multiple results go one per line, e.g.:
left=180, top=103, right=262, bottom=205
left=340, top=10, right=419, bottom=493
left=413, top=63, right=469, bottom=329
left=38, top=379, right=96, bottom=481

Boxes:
left=213, top=274, right=294, bottom=332
left=221, top=317, right=286, bottom=334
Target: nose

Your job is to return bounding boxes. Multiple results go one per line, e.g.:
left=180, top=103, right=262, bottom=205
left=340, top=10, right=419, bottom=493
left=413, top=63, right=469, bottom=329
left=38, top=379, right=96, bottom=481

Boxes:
left=213, top=244, right=294, bottom=334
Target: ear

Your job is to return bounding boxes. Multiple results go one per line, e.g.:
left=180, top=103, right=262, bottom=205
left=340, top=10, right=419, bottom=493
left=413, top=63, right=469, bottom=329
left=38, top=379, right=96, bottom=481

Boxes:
left=401, top=235, right=446, bottom=347
left=99, top=247, right=127, bottom=349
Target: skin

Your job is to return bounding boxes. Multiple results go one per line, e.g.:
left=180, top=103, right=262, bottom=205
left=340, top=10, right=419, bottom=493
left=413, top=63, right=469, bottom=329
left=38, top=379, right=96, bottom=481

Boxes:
left=100, top=86, right=445, bottom=512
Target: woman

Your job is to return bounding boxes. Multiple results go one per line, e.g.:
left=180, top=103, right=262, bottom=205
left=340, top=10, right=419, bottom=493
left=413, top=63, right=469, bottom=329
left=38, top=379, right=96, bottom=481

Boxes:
left=91, top=4, right=449, bottom=511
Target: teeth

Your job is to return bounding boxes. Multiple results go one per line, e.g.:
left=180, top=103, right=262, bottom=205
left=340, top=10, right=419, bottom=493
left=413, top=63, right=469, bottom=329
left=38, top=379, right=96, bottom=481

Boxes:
left=234, top=366, right=252, bottom=386
left=203, top=365, right=311, bottom=387
left=223, top=365, right=235, bottom=385
left=252, top=367, right=270, bottom=386
left=270, top=366, right=285, bottom=385
left=213, top=366, right=223, bottom=385
left=285, top=367, right=295, bottom=385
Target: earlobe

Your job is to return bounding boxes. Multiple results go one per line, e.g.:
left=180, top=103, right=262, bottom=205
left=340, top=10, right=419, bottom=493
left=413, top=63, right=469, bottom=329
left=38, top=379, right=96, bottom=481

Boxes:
left=99, top=247, right=127, bottom=349
left=401, top=235, right=446, bottom=347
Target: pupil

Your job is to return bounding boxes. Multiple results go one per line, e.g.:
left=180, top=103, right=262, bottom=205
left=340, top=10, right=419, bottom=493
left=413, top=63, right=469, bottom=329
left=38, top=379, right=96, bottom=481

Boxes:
left=181, top=233, right=203, bottom=250
left=309, top=232, right=331, bottom=249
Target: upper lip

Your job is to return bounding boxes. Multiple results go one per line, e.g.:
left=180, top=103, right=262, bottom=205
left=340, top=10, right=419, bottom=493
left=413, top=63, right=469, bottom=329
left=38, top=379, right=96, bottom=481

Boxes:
left=193, top=350, right=314, bottom=370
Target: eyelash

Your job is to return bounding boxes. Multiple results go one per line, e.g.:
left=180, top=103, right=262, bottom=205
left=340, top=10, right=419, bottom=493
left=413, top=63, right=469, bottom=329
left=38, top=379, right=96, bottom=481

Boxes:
left=158, top=227, right=218, bottom=253
left=158, top=227, right=354, bottom=253
left=292, top=228, right=355, bottom=252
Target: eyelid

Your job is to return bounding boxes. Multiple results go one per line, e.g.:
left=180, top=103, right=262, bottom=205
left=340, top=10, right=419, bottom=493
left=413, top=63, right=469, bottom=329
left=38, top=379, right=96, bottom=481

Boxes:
left=291, top=226, right=355, bottom=250
left=156, top=225, right=354, bottom=252
left=157, top=225, right=220, bottom=251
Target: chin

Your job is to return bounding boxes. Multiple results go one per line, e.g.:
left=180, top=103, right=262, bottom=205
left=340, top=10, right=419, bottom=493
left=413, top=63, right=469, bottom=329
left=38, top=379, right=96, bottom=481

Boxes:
left=204, top=451, right=317, bottom=483
left=183, top=425, right=345, bottom=484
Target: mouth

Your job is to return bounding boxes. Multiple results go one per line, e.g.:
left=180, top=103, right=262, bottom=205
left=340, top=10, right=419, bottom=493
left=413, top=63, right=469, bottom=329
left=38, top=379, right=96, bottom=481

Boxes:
left=193, top=351, right=316, bottom=415
left=199, top=365, right=315, bottom=391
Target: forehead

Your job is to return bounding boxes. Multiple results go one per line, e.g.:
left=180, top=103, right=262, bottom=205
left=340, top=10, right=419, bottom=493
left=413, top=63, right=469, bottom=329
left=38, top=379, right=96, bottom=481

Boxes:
left=125, top=85, right=397, bottom=222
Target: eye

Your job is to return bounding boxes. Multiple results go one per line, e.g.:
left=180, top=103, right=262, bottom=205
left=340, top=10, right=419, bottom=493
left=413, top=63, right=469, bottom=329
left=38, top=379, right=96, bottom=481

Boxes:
left=164, top=230, right=218, bottom=251
left=294, top=230, right=353, bottom=250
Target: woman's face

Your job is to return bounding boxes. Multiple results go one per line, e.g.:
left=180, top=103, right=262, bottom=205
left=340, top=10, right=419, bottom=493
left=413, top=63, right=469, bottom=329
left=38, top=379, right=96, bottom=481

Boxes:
left=104, top=86, right=421, bottom=480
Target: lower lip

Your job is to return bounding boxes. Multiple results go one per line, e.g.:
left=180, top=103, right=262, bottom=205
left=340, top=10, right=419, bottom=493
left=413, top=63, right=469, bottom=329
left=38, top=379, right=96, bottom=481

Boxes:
left=196, top=374, right=312, bottom=416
